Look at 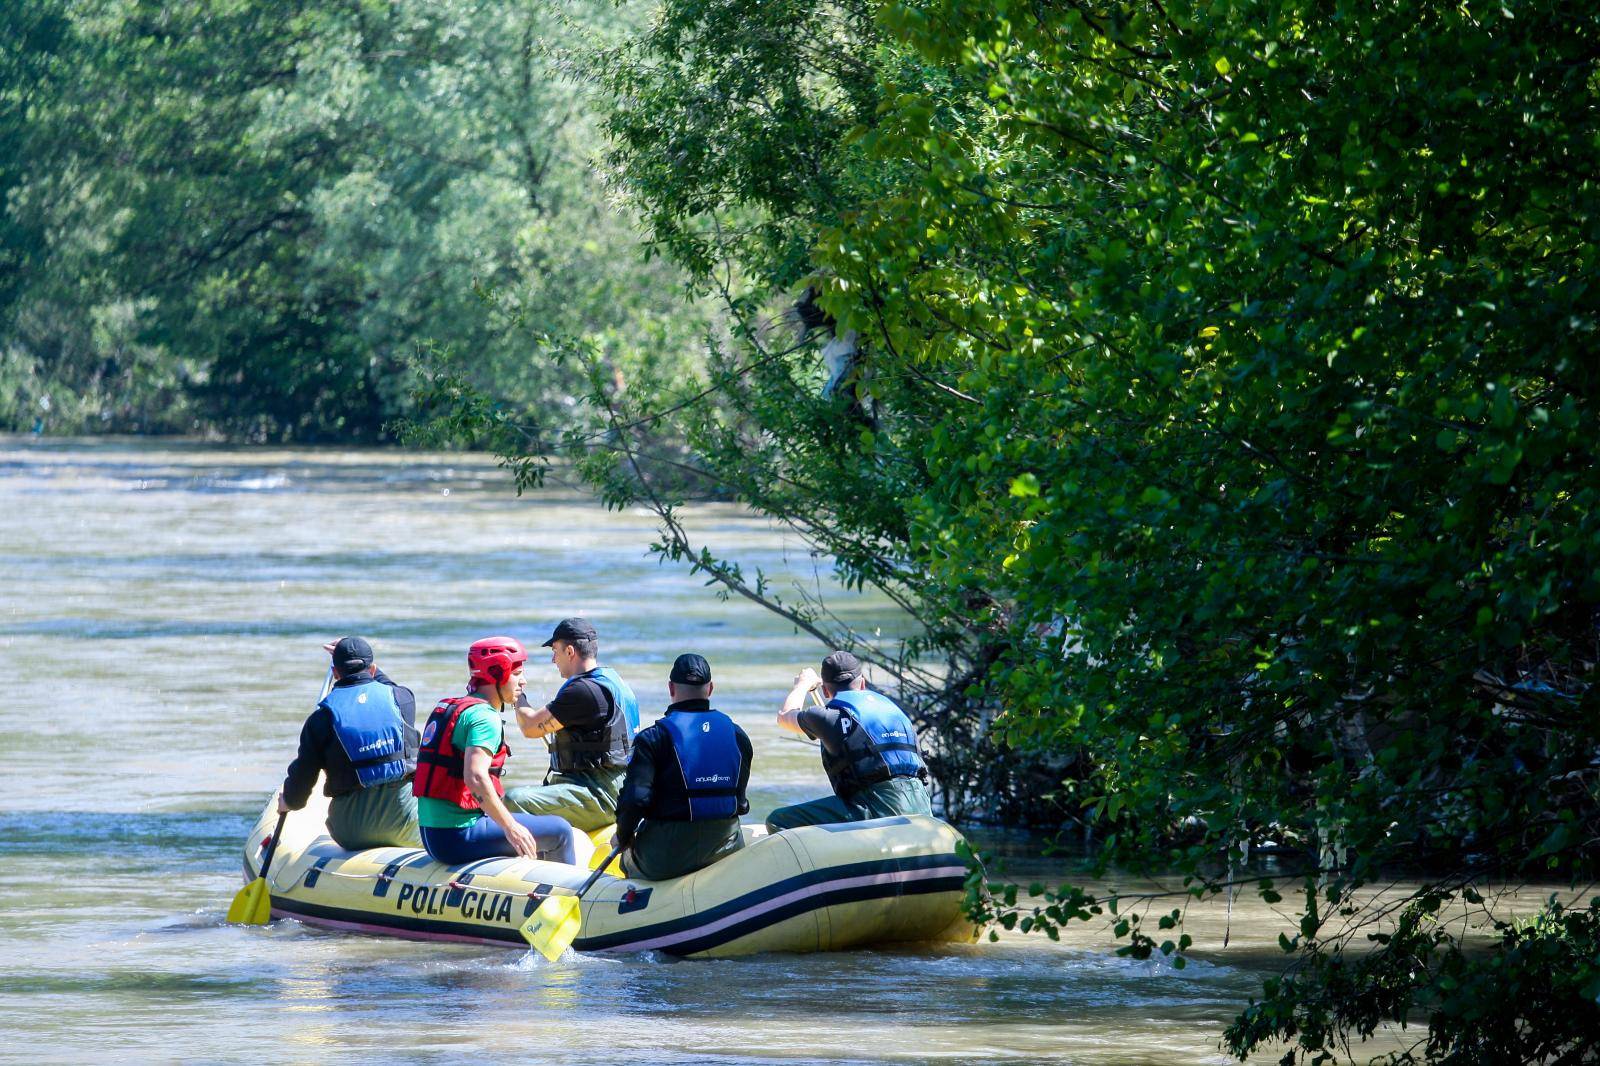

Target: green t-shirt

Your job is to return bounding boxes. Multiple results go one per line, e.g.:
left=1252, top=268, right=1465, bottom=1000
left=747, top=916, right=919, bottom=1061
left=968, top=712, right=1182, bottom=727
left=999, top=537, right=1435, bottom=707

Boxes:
left=416, top=702, right=506, bottom=830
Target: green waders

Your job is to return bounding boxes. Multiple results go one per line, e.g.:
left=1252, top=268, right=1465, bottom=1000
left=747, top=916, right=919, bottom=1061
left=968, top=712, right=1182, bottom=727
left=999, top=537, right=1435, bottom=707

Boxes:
left=327, top=779, right=422, bottom=850
left=503, top=766, right=626, bottom=833
left=764, top=776, right=933, bottom=833
left=620, top=818, right=744, bottom=881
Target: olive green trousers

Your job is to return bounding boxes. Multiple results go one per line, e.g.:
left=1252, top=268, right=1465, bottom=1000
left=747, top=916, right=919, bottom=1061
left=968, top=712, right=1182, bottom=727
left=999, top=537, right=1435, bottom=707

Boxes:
left=327, top=779, right=421, bottom=850
left=503, top=767, right=626, bottom=832
left=764, top=777, right=933, bottom=833
left=620, top=818, right=744, bottom=881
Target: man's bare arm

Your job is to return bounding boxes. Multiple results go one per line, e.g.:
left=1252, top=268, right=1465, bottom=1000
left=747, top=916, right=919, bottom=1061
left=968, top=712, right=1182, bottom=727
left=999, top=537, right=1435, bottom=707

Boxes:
left=515, top=703, right=564, bottom=739
left=463, top=746, right=537, bottom=858
left=778, top=668, right=821, bottom=735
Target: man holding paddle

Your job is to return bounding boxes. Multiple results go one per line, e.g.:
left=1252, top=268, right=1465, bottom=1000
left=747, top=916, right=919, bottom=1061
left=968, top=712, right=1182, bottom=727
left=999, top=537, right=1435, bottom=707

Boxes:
left=766, top=651, right=933, bottom=831
left=278, top=636, right=421, bottom=850
left=521, top=652, right=750, bottom=961
left=613, top=653, right=752, bottom=881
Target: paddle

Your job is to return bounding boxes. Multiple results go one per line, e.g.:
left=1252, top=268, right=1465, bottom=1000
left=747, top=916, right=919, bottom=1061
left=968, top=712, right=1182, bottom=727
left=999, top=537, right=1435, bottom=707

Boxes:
left=229, top=665, right=335, bottom=926
left=797, top=685, right=830, bottom=740
left=228, top=810, right=288, bottom=925
left=520, top=839, right=626, bottom=961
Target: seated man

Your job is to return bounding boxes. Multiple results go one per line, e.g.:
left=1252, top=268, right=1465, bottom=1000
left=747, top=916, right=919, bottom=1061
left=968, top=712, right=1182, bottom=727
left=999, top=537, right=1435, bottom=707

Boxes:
left=766, top=651, right=933, bottom=832
left=615, top=654, right=751, bottom=880
left=279, top=636, right=421, bottom=850
left=413, top=636, right=593, bottom=867
left=506, top=617, right=639, bottom=831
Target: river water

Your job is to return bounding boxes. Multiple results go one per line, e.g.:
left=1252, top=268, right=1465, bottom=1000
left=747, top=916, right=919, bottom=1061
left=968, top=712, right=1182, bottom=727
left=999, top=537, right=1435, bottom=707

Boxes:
left=4, top=439, right=1537, bottom=1064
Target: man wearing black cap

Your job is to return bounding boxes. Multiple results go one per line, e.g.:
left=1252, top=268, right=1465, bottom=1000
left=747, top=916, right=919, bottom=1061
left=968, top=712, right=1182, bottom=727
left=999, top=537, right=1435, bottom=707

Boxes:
left=766, top=650, right=932, bottom=831
left=505, top=617, right=641, bottom=831
left=613, top=653, right=752, bottom=880
left=278, top=636, right=422, bottom=850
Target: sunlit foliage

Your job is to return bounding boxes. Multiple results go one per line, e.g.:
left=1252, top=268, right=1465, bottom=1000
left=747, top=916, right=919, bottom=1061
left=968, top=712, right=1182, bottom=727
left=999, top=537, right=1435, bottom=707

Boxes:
left=584, top=0, right=1600, bottom=1058
left=2, top=0, right=696, bottom=438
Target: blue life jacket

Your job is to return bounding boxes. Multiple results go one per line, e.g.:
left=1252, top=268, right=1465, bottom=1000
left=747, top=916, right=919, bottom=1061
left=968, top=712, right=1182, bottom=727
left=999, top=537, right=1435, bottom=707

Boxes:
left=820, top=689, right=928, bottom=798
left=659, top=708, right=743, bottom=820
left=324, top=679, right=409, bottom=789
left=590, top=667, right=640, bottom=735
left=548, top=666, right=637, bottom=772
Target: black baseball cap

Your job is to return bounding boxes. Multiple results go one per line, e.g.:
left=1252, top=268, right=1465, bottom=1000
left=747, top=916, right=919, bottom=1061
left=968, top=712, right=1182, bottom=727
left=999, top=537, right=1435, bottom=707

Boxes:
left=820, top=650, right=863, bottom=686
left=669, top=653, right=712, bottom=685
left=541, top=617, right=598, bottom=647
left=330, top=636, right=374, bottom=674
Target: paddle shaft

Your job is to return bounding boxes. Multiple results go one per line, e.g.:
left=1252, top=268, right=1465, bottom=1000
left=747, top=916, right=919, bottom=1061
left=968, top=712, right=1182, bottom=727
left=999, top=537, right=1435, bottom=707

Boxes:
left=575, top=840, right=625, bottom=899
left=259, top=668, right=332, bottom=888
left=257, top=810, right=288, bottom=885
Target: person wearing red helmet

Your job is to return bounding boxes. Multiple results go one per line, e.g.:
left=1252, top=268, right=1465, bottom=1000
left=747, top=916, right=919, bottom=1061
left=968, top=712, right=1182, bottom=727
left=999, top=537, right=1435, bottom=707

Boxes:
left=412, top=636, right=595, bottom=866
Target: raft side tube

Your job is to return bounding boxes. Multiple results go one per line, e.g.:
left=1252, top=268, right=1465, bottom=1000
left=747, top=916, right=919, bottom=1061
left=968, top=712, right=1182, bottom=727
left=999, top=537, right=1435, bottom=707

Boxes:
left=241, top=789, right=974, bottom=955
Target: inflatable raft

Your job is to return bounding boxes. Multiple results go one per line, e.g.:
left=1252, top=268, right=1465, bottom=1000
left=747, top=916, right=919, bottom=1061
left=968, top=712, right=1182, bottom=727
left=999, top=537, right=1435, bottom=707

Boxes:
left=240, top=792, right=978, bottom=956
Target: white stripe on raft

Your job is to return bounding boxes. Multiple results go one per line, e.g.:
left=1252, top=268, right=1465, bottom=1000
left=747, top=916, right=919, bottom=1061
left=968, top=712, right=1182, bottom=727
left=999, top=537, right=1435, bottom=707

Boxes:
left=594, top=864, right=969, bottom=953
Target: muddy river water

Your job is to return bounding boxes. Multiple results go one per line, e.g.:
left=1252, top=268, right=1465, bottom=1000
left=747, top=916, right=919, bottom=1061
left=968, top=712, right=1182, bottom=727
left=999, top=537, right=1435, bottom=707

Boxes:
left=3, top=439, right=1548, bottom=1064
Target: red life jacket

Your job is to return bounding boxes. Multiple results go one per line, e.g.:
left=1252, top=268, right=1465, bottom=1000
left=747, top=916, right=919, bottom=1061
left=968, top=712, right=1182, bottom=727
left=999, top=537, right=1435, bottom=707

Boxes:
left=412, top=695, right=510, bottom=810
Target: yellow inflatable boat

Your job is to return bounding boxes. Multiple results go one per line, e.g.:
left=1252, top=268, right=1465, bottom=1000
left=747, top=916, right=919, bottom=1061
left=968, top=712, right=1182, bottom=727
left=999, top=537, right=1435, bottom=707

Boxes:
left=241, top=793, right=977, bottom=956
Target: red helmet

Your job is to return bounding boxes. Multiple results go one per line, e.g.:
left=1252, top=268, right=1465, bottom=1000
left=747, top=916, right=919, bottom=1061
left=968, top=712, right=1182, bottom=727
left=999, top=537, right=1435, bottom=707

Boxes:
left=467, top=636, right=527, bottom=688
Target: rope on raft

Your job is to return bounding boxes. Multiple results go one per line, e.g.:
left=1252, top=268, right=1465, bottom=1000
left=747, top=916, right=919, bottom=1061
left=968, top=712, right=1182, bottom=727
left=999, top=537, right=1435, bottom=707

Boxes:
left=273, top=863, right=628, bottom=905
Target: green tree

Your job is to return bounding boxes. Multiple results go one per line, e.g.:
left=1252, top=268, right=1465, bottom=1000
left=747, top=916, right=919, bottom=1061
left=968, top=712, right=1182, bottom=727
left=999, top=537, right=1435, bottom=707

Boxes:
left=562, top=0, right=1600, bottom=1058
left=4, top=0, right=697, bottom=438
left=545, top=0, right=1058, bottom=821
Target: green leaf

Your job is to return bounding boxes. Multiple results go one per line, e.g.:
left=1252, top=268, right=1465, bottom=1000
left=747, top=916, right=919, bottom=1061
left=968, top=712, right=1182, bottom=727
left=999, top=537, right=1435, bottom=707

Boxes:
left=1010, top=472, right=1041, bottom=497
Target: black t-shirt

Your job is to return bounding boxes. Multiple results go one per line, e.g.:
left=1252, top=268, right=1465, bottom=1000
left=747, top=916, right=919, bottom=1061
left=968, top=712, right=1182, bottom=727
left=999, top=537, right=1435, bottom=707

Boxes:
left=545, top=676, right=611, bottom=729
left=795, top=704, right=852, bottom=757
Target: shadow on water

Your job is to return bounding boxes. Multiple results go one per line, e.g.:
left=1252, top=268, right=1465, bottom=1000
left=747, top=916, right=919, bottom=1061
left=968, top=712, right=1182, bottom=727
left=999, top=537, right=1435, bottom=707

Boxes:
left=0, top=448, right=517, bottom=496
left=6, top=549, right=595, bottom=579
left=0, top=809, right=247, bottom=867
left=0, top=615, right=567, bottom=641
left=10, top=971, right=266, bottom=1002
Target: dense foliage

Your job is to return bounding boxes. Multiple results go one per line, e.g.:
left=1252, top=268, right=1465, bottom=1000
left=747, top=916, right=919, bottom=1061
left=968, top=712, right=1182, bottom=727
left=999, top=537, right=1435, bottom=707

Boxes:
left=1, top=0, right=697, bottom=438
left=557, top=0, right=1600, bottom=1060
left=11, top=0, right=1599, bottom=1057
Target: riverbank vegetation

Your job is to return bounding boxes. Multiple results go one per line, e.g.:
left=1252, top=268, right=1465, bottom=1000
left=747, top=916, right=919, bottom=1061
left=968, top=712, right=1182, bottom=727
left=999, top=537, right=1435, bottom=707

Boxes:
left=9, top=0, right=1599, bottom=1059
left=431, top=0, right=1600, bottom=1059
left=1, top=0, right=701, bottom=438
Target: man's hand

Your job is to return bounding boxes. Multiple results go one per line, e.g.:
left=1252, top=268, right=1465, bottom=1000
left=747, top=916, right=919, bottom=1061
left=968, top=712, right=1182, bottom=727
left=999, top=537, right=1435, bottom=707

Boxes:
left=322, top=639, right=337, bottom=656
left=276, top=793, right=292, bottom=815
left=779, top=667, right=821, bottom=735
left=503, top=819, right=540, bottom=859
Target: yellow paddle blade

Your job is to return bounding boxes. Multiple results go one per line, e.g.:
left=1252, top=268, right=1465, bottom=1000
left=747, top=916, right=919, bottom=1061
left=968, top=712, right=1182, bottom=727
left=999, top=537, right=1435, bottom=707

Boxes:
left=227, top=876, right=272, bottom=925
left=520, top=894, right=582, bottom=961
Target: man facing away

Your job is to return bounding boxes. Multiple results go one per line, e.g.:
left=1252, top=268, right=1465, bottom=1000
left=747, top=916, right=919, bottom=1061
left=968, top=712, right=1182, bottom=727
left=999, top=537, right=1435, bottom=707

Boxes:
left=279, top=636, right=421, bottom=850
left=614, top=654, right=752, bottom=881
left=766, top=650, right=933, bottom=832
left=413, top=636, right=592, bottom=867
left=506, top=617, right=639, bottom=832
